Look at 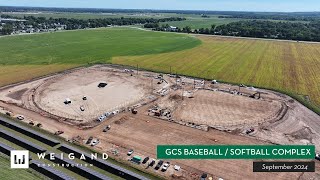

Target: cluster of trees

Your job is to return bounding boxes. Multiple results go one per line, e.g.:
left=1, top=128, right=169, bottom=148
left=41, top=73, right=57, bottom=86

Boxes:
left=152, top=20, right=320, bottom=42
left=201, top=14, right=210, bottom=18
left=1, top=24, right=13, bottom=35
left=21, top=16, right=185, bottom=30
left=213, top=21, right=320, bottom=41
left=218, top=14, right=320, bottom=22
left=144, top=23, right=193, bottom=33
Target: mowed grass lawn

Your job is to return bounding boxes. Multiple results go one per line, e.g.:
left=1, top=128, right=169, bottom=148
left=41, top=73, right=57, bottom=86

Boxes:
left=0, top=155, right=44, bottom=180
left=0, top=27, right=200, bottom=86
left=113, top=35, right=320, bottom=110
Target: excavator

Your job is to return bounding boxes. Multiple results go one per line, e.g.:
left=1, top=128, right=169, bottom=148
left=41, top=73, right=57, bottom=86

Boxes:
left=249, top=92, right=261, bottom=99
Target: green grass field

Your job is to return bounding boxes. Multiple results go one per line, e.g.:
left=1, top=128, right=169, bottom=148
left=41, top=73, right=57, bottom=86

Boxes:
left=0, top=28, right=200, bottom=65
left=0, top=27, right=200, bottom=86
left=0, top=155, right=44, bottom=180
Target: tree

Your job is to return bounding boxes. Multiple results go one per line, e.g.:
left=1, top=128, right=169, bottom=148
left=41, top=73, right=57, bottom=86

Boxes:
left=183, top=26, right=192, bottom=33
left=1, top=24, right=13, bottom=35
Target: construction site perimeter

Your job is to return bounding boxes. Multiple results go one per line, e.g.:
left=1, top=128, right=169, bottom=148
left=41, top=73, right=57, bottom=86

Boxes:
left=0, top=64, right=319, bottom=180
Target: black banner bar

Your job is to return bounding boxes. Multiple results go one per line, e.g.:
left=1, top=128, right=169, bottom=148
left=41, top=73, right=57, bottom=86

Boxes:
left=253, top=161, right=315, bottom=172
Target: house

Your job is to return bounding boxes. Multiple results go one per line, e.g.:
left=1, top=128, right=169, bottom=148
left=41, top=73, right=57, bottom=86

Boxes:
left=169, top=26, right=178, bottom=31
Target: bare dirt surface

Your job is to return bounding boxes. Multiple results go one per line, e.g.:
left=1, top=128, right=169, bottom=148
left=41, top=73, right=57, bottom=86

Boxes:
left=174, top=90, right=281, bottom=127
left=0, top=65, right=320, bottom=180
left=33, top=66, right=155, bottom=122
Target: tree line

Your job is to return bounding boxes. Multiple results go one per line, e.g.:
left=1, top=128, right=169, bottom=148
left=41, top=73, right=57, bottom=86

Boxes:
left=149, top=20, right=320, bottom=42
left=218, top=15, right=320, bottom=22
left=1, top=15, right=185, bottom=35
left=22, top=16, right=185, bottom=29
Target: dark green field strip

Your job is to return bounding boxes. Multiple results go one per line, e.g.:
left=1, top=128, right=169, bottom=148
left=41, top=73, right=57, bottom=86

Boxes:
left=0, top=154, right=45, bottom=180
left=0, top=28, right=201, bottom=65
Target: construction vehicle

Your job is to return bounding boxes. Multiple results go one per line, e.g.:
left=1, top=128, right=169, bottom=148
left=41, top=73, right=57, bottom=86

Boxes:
left=249, top=92, right=261, bottom=99
left=103, top=125, right=111, bottom=132
left=161, top=162, right=170, bottom=172
left=148, top=159, right=156, bottom=167
left=142, top=157, right=150, bottom=164
left=174, top=165, right=181, bottom=171
left=17, top=115, right=24, bottom=120
left=86, top=136, right=93, bottom=144
left=127, top=149, right=134, bottom=156
left=54, top=131, right=64, bottom=136
left=246, top=128, right=255, bottom=134
left=132, top=109, right=138, bottom=114
left=91, top=139, right=100, bottom=146
left=155, top=160, right=164, bottom=170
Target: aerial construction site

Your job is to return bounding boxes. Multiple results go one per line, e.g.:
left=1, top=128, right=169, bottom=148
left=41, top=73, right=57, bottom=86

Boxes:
left=0, top=65, right=319, bottom=179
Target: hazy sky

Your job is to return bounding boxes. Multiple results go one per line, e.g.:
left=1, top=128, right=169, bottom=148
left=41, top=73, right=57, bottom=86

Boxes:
left=0, top=0, right=319, bottom=12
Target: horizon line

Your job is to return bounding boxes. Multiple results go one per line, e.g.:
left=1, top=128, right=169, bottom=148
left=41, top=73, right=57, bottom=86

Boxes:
left=1, top=5, right=320, bottom=13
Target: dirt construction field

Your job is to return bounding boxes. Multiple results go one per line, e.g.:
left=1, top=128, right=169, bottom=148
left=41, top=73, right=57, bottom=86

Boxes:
left=174, top=90, right=282, bottom=127
left=0, top=65, right=320, bottom=180
left=34, top=67, right=153, bottom=122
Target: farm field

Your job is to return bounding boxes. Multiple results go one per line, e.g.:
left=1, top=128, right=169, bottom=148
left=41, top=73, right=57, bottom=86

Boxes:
left=0, top=64, right=79, bottom=87
left=113, top=34, right=320, bottom=111
left=0, top=27, right=200, bottom=86
left=1, top=12, right=176, bottom=19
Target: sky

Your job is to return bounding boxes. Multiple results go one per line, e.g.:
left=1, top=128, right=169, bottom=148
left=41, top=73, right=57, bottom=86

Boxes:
left=0, top=0, right=319, bottom=12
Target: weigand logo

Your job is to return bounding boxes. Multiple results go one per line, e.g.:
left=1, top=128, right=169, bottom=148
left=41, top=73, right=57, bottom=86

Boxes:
left=10, top=150, right=29, bottom=169
left=35, top=152, right=109, bottom=167
left=10, top=150, right=109, bottom=168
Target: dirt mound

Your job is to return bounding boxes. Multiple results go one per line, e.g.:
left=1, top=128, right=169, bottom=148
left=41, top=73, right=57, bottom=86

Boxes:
left=288, top=127, right=314, bottom=141
left=7, top=88, right=28, bottom=100
left=169, top=94, right=183, bottom=101
left=114, top=116, right=129, bottom=125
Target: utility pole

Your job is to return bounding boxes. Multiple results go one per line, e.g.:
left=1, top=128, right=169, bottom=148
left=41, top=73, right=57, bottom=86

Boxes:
left=194, top=77, right=196, bottom=89
left=151, top=77, right=153, bottom=93
left=136, top=64, right=139, bottom=75
left=175, top=71, right=178, bottom=87
left=182, top=84, right=184, bottom=100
